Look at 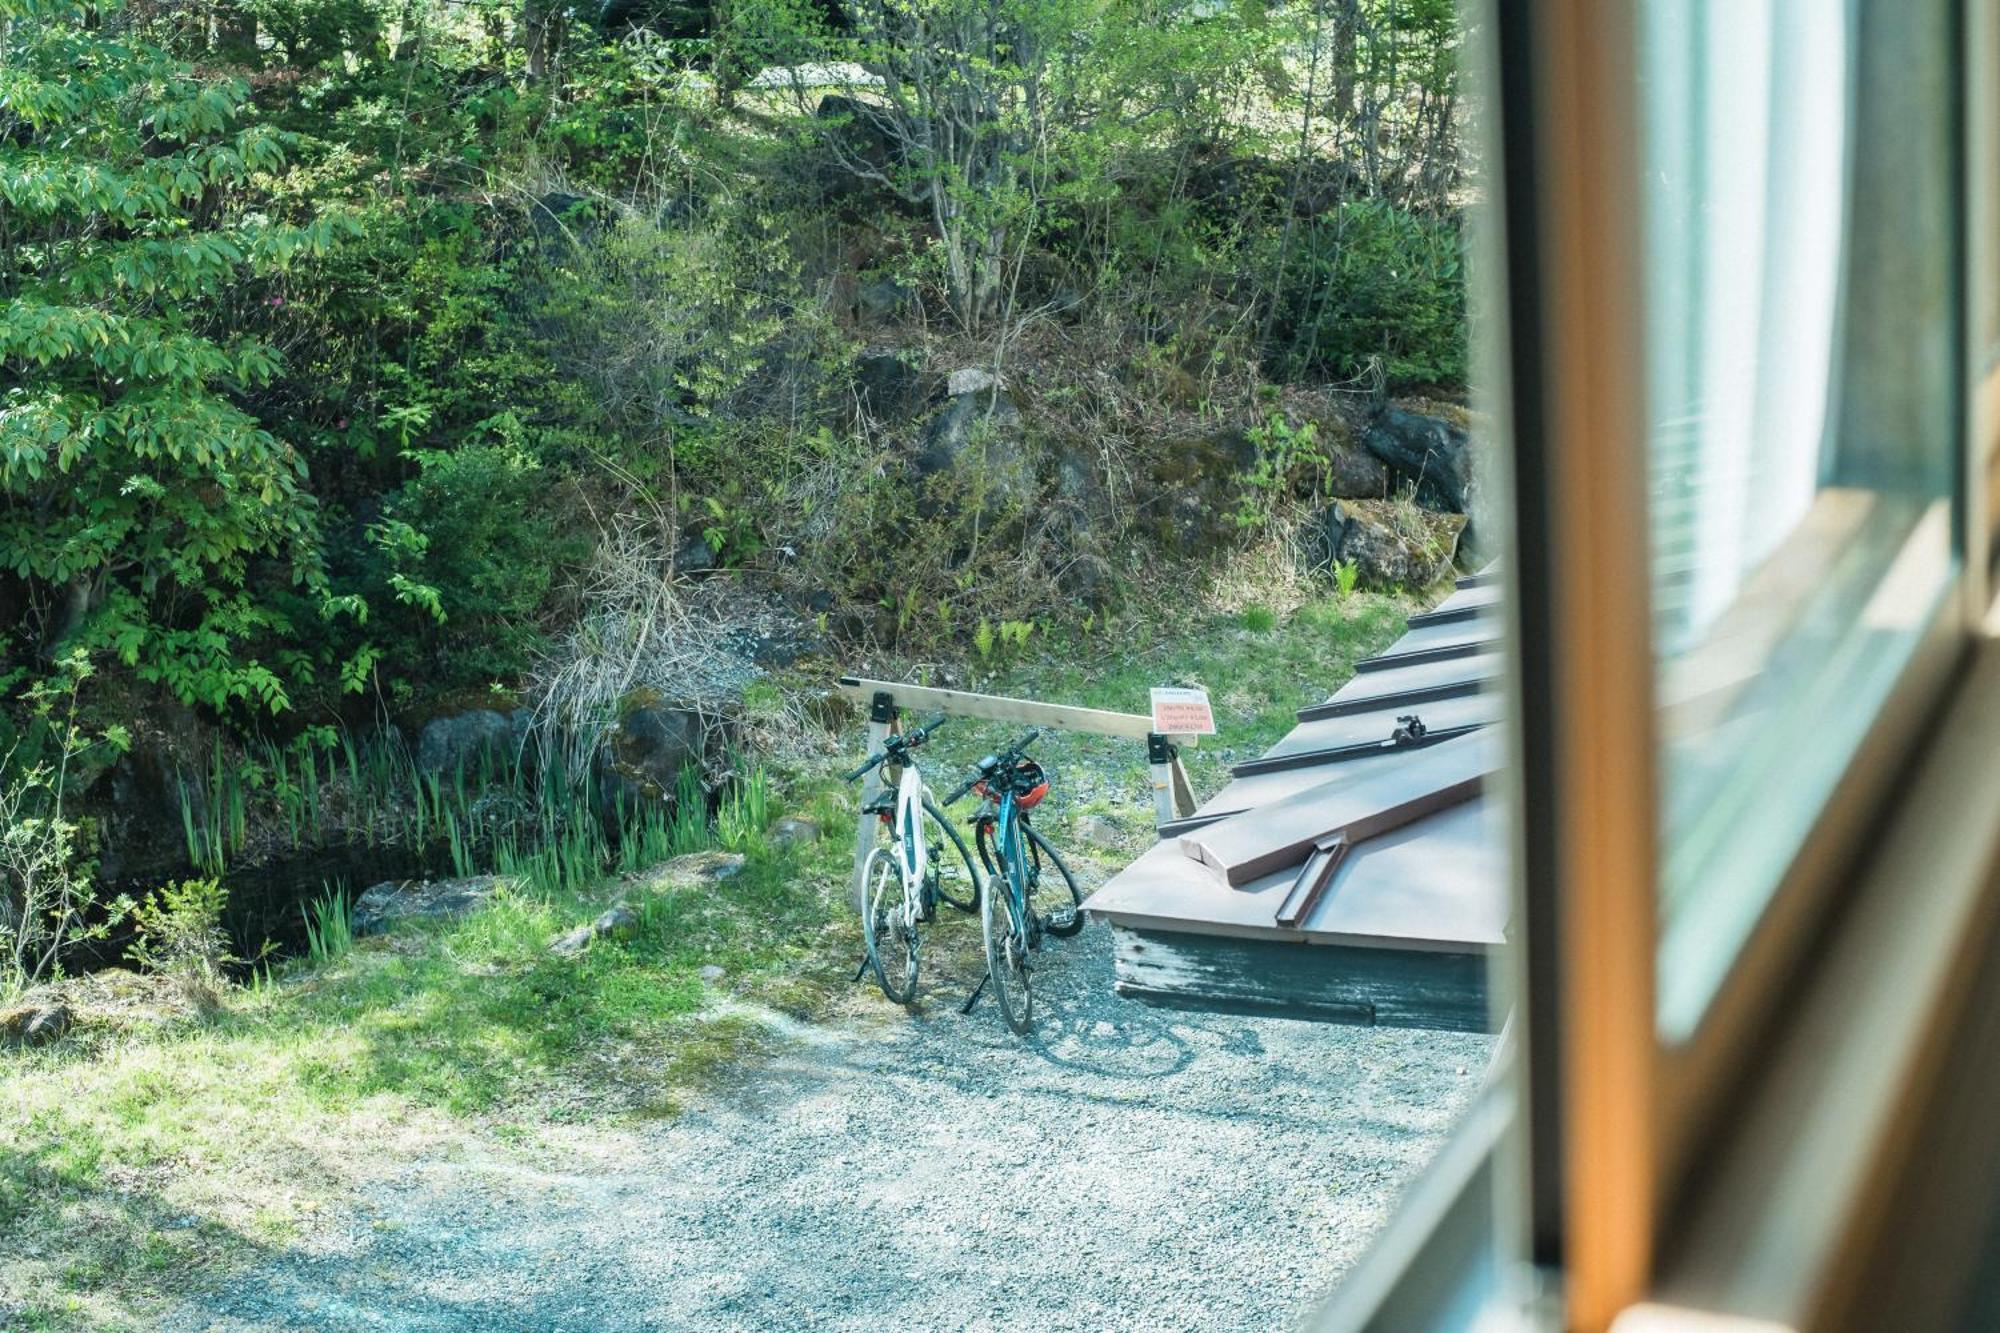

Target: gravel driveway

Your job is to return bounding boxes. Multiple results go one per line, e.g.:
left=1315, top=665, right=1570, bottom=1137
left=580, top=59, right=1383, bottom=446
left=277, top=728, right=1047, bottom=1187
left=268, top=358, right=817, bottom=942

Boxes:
left=170, top=911, right=1489, bottom=1332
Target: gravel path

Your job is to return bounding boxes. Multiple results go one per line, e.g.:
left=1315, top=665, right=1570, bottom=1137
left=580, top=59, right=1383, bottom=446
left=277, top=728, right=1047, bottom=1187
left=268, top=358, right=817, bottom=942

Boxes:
left=170, top=912, right=1489, bottom=1332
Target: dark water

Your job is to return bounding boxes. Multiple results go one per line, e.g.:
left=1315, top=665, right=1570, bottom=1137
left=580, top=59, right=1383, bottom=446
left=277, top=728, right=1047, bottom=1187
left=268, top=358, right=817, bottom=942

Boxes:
left=215, top=841, right=458, bottom=960
left=79, top=841, right=455, bottom=974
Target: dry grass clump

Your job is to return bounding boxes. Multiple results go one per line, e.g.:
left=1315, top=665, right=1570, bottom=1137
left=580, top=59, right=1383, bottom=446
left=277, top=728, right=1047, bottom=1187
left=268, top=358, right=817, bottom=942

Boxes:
left=529, top=522, right=749, bottom=774
left=1201, top=518, right=1321, bottom=621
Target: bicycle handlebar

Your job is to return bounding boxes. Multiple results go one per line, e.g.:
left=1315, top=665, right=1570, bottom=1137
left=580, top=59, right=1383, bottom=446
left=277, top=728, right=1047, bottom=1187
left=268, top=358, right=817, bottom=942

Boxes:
left=841, top=713, right=949, bottom=783
left=940, top=726, right=1046, bottom=806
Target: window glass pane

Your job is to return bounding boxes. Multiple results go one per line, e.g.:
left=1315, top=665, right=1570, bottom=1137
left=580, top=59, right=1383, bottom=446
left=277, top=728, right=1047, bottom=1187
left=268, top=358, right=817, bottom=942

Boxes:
left=1980, top=0, right=2000, bottom=362
left=1638, top=0, right=1960, bottom=1037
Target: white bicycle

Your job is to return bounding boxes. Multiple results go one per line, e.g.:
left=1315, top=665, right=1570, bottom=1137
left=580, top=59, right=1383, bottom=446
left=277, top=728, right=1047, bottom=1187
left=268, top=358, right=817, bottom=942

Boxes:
left=844, top=715, right=980, bottom=1005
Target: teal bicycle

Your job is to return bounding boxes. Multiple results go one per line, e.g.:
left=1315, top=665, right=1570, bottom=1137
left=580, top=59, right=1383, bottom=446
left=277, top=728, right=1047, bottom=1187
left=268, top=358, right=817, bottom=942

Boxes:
left=942, top=728, right=1083, bottom=1034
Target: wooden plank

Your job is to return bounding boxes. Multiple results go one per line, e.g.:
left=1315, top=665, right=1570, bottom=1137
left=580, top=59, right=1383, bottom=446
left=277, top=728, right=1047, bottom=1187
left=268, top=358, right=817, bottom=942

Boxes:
left=1086, top=802, right=1508, bottom=948
left=851, top=710, right=894, bottom=914
left=1179, top=730, right=1498, bottom=886
left=1188, top=749, right=1425, bottom=829
left=1168, top=753, right=1197, bottom=818
left=834, top=675, right=1199, bottom=745
left=1111, top=926, right=1492, bottom=1032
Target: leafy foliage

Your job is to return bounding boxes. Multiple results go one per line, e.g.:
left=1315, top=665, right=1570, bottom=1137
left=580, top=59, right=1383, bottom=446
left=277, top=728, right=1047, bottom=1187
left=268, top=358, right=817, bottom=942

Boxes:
left=1270, top=201, right=1468, bottom=387
left=0, top=2, right=358, bottom=712
left=0, top=653, right=130, bottom=994
left=0, top=0, right=1469, bottom=768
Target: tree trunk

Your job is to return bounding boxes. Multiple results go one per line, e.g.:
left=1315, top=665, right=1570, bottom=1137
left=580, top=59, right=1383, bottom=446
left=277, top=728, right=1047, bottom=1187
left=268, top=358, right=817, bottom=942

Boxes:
left=523, top=0, right=564, bottom=81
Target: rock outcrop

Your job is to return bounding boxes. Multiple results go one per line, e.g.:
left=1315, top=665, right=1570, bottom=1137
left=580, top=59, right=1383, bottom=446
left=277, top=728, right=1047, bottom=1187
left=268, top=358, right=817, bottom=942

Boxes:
left=351, top=876, right=509, bottom=936
left=1362, top=400, right=1476, bottom=514
left=1307, top=499, right=1466, bottom=590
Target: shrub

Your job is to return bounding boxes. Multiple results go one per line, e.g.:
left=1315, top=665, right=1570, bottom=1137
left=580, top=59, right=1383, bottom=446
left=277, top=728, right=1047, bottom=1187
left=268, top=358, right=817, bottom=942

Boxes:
left=0, top=656, right=130, bottom=995
left=129, top=878, right=236, bottom=1012
left=1269, top=200, right=1468, bottom=389
left=372, top=443, right=587, bottom=690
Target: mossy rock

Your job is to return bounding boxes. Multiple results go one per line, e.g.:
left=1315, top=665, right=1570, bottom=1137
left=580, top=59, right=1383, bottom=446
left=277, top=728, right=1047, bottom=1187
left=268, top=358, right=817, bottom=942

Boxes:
left=1308, top=499, right=1466, bottom=590
left=1, top=997, right=72, bottom=1049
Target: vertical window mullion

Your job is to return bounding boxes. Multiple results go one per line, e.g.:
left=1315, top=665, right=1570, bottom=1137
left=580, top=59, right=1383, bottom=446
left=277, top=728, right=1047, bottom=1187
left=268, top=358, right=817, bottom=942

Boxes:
left=1494, top=1, right=1659, bottom=1328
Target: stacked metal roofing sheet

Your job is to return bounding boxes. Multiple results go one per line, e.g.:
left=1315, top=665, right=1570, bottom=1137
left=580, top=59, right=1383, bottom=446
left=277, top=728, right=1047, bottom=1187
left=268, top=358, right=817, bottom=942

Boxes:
left=1081, top=574, right=1506, bottom=1031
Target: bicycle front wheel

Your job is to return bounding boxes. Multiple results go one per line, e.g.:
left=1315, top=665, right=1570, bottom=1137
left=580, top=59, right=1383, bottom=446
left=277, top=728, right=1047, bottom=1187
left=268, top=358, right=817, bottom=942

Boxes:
left=1024, top=825, right=1084, bottom=938
left=981, top=866, right=1033, bottom=1034
left=862, top=845, right=918, bottom=1005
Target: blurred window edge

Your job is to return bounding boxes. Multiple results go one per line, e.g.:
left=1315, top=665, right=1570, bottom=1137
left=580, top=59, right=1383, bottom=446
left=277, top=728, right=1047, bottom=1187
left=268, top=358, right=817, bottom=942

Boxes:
left=1309, top=0, right=2000, bottom=1329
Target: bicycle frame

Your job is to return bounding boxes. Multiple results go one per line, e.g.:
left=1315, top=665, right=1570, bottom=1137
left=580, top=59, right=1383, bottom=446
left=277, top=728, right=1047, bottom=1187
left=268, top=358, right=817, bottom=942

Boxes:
left=989, top=790, right=1030, bottom=931
left=890, top=762, right=929, bottom=890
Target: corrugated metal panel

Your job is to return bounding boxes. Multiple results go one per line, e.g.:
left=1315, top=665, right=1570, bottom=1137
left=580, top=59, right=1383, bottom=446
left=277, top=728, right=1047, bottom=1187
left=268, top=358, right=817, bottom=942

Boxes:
left=1079, top=575, right=1509, bottom=1029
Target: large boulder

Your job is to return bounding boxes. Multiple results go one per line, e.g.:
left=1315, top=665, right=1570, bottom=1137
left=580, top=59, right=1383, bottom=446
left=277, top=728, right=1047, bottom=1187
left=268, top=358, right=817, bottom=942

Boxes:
left=1362, top=401, right=1475, bottom=513
left=597, top=699, right=710, bottom=817
left=352, top=876, right=508, bottom=936
left=1139, top=429, right=1259, bottom=559
left=854, top=351, right=939, bottom=427
left=416, top=709, right=516, bottom=775
left=1322, top=428, right=1393, bottom=499
left=914, top=385, right=1033, bottom=509
left=856, top=278, right=913, bottom=322
left=1307, top=499, right=1466, bottom=590
left=346, top=872, right=500, bottom=932
left=0, top=995, right=71, bottom=1048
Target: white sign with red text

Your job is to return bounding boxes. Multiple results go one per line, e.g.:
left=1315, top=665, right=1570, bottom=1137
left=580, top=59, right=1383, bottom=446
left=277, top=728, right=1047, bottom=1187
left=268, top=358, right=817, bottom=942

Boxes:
left=1150, top=686, right=1217, bottom=736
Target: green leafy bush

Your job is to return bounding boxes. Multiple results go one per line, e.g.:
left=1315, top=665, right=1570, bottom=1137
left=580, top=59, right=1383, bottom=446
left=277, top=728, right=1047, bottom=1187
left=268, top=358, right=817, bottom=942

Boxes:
left=1270, top=201, right=1468, bottom=389
left=0, top=0, right=355, bottom=713
left=130, top=878, right=235, bottom=990
left=370, top=444, right=587, bottom=689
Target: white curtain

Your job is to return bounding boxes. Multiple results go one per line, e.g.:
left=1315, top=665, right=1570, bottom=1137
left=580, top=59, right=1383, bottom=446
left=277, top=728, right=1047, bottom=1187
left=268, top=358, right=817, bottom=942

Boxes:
left=1641, top=0, right=1852, bottom=652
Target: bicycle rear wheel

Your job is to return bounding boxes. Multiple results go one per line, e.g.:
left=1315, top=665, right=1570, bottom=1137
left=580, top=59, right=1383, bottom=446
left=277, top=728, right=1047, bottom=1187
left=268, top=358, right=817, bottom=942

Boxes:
left=1024, top=825, right=1084, bottom=938
left=923, top=798, right=980, bottom=914
left=981, top=865, right=1033, bottom=1034
left=861, top=846, right=918, bottom=1005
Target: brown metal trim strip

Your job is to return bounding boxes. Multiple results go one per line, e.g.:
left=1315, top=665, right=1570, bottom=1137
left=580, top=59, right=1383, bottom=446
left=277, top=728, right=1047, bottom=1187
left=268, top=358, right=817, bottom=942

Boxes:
left=1355, top=639, right=1499, bottom=673
left=1275, top=834, right=1353, bottom=928
left=1229, top=722, right=1488, bottom=777
left=1154, top=810, right=1241, bottom=838
left=1297, top=676, right=1495, bottom=722
left=1408, top=593, right=1499, bottom=627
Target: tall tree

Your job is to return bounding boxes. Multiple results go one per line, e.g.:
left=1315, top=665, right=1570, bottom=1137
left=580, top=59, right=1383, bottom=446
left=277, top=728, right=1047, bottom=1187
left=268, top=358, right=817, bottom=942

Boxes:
left=0, top=0, right=347, bottom=712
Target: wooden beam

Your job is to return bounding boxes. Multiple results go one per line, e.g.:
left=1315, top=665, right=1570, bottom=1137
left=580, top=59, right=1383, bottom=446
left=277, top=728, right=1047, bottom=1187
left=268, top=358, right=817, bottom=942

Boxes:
left=1180, top=731, right=1497, bottom=887
left=834, top=675, right=1200, bottom=745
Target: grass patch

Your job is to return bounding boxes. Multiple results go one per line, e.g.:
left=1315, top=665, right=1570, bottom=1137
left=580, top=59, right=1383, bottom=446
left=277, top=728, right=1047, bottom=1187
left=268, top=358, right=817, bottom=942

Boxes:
left=982, top=589, right=1414, bottom=796
left=0, top=823, right=858, bottom=1327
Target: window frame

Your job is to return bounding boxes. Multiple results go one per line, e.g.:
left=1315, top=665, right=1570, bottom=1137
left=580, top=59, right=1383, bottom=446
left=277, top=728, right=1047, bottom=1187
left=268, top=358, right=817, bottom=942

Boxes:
left=1316, top=0, right=1997, bottom=1327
